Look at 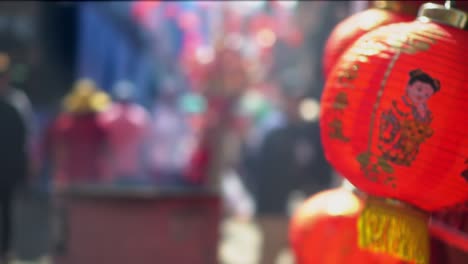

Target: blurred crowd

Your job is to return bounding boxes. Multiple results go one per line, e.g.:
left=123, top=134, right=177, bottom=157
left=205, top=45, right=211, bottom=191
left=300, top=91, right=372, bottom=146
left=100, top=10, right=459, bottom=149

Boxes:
left=39, top=77, right=200, bottom=188
left=0, top=1, right=354, bottom=263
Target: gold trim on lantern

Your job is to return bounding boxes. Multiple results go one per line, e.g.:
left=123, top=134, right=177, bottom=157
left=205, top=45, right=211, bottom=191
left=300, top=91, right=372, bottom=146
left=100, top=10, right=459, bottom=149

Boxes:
left=358, top=195, right=430, bottom=264
left=372, top=1, right=421, bottom=16
left=417, top=3, right=468, bottom=29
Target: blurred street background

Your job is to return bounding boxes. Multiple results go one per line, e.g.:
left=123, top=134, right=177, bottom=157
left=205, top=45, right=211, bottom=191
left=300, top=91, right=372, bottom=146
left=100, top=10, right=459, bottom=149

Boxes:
left=0, top=1, right=357, bottom=264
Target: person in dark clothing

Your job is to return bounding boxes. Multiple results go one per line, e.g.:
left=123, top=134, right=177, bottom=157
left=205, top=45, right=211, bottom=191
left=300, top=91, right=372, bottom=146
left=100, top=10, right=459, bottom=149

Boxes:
left=255, top=120, right=331, bottom=215
left=0, top=52, right=31, bottom=263
left=249, top=73, right=333, bottom=263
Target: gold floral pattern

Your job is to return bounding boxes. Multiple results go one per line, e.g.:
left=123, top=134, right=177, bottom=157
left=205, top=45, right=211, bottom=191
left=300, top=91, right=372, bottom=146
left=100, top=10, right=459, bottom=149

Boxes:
left=328, top=92, right=350, bottom=142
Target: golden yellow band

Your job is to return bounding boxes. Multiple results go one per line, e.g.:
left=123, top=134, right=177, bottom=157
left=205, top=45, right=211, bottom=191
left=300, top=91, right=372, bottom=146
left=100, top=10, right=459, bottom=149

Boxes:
left=358, top=195, right=430, bottom=264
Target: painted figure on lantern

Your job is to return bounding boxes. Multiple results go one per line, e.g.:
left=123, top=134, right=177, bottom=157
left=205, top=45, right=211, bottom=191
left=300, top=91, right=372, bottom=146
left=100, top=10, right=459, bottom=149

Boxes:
left=378, top=69, right=440, bottom=166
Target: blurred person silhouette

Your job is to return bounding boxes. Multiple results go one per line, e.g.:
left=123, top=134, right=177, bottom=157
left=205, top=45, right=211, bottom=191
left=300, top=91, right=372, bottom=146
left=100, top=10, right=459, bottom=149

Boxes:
left=184, top=133, right=211, bottom=186
left=42, top=79, right=112, bottom=189
left=149, top=75, right=193, bottom=185
left=250, top=70, right=332, bottom=264
left=99, top=80, right=151, bottom=184
left=0, top=52, right=33, bottom=263
left=179, top=93, right=211, bottom=186
left=238, top=87, right=286, bottom=199
left=214, top=104, right=253, bottom=219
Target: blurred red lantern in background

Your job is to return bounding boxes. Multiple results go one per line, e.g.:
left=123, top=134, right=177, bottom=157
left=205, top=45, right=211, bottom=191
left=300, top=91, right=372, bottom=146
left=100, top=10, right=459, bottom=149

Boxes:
left=283, top=27, right=304, bottom=48
left=203, top=39, right=249, bottom=100
left=222, top=7, right=244, bottom=34
left=248, top=13, right=278, bottom=64
left=290, top=188, right=403, bottom=264
left=46, top=80, right=112, bottom=187
left=322, top=1, right=427, bottom=77
left=131, top=1, right=161, bottom=28
left=180, top=45, right=215, bottom=93
left=182, top=39, right=248, bottom=99
left=248, top=13, right=277, bottom=36
left=320, top=3, right=468, bottom=263
left=178, top=10, right=201, bottom=32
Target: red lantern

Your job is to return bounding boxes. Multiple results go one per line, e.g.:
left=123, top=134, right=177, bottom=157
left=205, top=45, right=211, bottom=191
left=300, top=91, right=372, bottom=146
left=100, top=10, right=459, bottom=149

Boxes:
left=248, top=13, right=277, bottom=37
left=222, top=7, right=243, bottom=34
left=131, top=1, right=161, bottom=28
left=322, top=1, right=426, bottom=77
left=201, top=39, right=248, bottom=100
left=320, top=3, right=468, bottom=263
left=290, top=188, right=403, bottom=264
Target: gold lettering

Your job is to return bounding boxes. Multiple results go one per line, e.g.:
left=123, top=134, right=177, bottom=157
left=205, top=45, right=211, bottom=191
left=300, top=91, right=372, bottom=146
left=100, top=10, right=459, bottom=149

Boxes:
left=386, top=32, right=435, bottom=54
left=337, top=61, right=360, bottom=86
left=328, top=118, right=350, bottom=142
left=332, top=92, right=349, bottom=110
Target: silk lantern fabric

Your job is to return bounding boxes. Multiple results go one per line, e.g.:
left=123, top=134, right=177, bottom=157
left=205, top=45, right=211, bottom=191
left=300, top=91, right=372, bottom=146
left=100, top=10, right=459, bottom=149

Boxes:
left=320, top=19, right=468, bottom=211
left=322, top=7, right=414, bottom=77
left=289, top=188, right=403, bottom=264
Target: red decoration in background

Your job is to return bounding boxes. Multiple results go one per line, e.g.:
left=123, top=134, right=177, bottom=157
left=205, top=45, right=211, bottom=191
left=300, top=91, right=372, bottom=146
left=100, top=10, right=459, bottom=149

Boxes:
left=320, top=19, right=468, bottom=211
left=198, top=43, right=248, bottom=100
left=290, top=188, right=402, bottom=264
left=284, top=27, right=304, bottom=47
left=131, top=1, right=161, bottom=28
left=185, top=137, right=211, bottom=185
left=322, top=8, right=413, bottom=77
left=180, top=31, right=203, bottom=71
left=249, top=13, right=278, bottom=57
left=163, top=2, right=180, bottom=19
left=44, top=113, right=110, bottom=187
left=248, top=13, right=277, bottom=36
left=178, top=10, right=201, bottom=32
left=182, top=53, right=212, bottom=92
left=222, top=8, right=243, bottom=34
left=98, top=102, right=151, bottom=181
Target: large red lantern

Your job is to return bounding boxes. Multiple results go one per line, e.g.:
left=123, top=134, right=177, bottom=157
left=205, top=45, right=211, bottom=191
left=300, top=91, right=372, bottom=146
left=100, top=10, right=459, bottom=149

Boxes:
left=290, top=187, right=403, bottom=264
left=320, top=3, right=468, bottom=263
left=322, top=1, right=429, bottom=77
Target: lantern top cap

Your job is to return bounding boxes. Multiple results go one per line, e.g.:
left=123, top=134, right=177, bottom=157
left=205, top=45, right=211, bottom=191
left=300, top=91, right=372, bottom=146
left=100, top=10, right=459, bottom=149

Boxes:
left=417, top=2, right=467, bottom=29
left=372, top=1, right=420, bottom=15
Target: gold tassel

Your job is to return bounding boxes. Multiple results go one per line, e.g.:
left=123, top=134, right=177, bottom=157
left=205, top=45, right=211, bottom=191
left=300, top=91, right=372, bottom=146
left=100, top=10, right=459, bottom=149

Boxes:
left=357, top=196, right=429, bottom=264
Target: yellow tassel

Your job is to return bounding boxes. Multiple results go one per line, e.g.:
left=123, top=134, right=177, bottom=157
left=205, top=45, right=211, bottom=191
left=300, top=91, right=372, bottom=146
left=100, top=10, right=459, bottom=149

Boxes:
left=357, top=196, right=429, bottom=264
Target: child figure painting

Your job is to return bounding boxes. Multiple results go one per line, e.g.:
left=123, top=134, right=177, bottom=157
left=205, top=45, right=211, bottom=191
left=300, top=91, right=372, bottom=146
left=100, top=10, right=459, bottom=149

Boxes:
left=378, top=69, right=441, bottom=167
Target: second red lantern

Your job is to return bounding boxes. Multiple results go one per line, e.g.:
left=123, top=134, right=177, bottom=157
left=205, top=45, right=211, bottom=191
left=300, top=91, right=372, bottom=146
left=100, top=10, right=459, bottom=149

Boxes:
left=290, top=187, right=404, bottom=264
